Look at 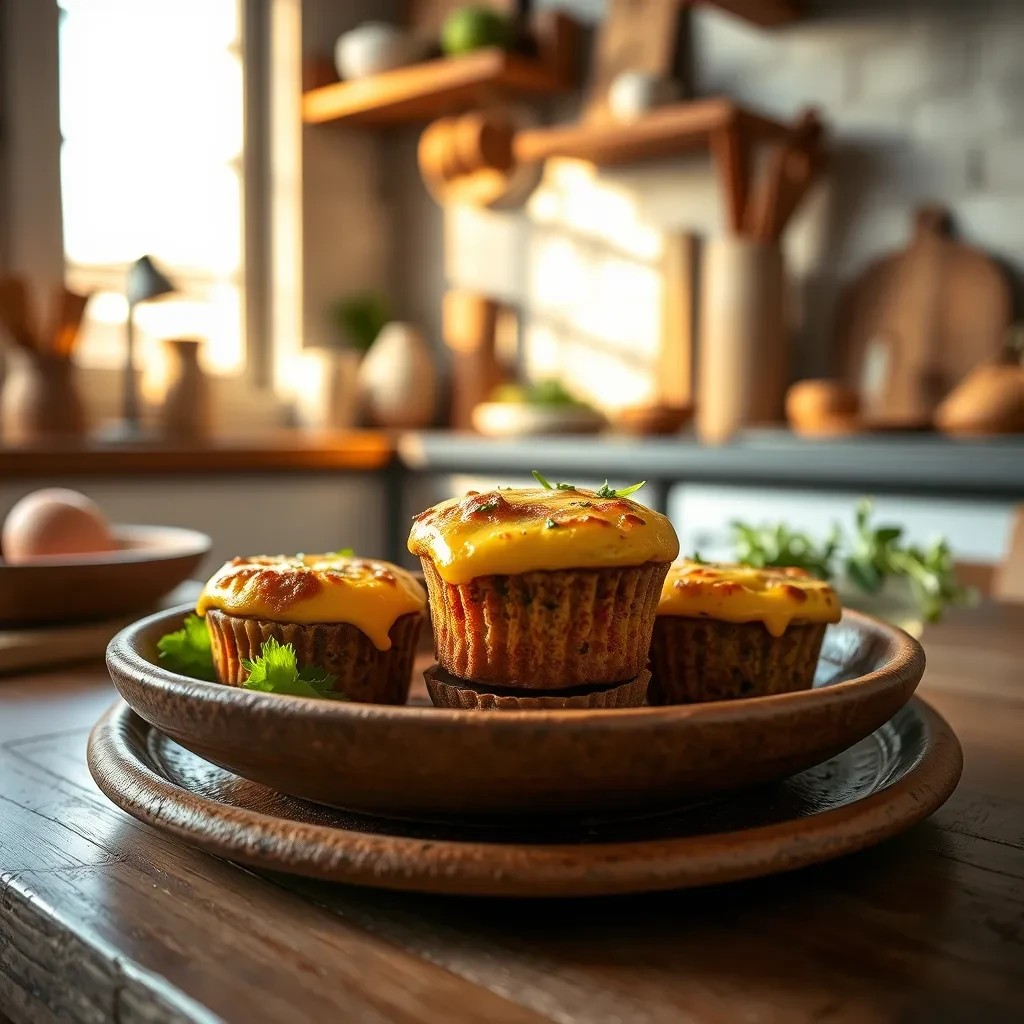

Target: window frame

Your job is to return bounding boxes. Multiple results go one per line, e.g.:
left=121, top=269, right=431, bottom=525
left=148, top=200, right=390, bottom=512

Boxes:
left=0, top=0, right=271, bottom=391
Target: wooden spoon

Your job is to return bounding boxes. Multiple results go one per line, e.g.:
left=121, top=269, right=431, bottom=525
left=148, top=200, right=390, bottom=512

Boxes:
left=48, top=286, right=91, bottom=358
left=0, top=276, right=39, bottom=351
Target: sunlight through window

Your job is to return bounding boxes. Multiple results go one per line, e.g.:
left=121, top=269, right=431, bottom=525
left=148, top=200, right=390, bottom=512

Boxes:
left=58, top=0, right=245, bottom=375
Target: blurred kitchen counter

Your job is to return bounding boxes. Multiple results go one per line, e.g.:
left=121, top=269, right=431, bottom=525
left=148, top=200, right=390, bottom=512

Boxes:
left=398, top=429, right=1024, bottom=502
left=0, top=431, right=394, bottom=477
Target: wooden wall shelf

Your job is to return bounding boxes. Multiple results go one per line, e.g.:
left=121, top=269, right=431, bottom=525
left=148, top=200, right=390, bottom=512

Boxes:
left=513, top=98, right=788, bottom=168
left=302, top=48, right=572, bottom=127
left=701, top=0, right=801, bottom=28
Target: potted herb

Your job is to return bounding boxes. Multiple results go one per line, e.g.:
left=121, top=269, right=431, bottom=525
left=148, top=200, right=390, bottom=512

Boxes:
left=327, top=291, right=391, bottom=355
left=730, top=500, right=972, bottom=636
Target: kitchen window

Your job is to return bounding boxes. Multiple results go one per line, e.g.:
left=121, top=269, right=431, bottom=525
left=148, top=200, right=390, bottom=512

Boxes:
left=57, top=0, right=252, bottom=383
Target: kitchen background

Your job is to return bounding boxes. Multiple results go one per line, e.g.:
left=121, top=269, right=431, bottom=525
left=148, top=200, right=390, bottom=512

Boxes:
left=0, top=0, right=1021, bottom=587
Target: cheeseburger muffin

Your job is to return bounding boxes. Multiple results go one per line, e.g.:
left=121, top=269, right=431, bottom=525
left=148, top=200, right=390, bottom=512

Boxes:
left=648, top=561, right=841, bottom=705
left=408, top=475, right=679, bottom=709
left=196, top=553, right=425, bottom=704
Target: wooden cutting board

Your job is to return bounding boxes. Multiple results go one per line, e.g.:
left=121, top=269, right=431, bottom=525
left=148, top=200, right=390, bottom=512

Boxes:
left=836, top=205, right=1012, bottom=426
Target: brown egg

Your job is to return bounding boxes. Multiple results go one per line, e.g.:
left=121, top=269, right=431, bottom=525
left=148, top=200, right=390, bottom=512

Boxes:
left=2, top=488, right=116, bottom=563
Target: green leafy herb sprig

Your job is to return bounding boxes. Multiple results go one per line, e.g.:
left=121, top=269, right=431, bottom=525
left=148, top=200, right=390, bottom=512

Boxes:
left=156, top=615, right=345, bottom=698
left=241, top=637, right=346, bottom=700
left=157, top=614, right=217, bottom=681
left=532, top=470, right=645, bottom=499
left=730, top=499, right=971, bottom=622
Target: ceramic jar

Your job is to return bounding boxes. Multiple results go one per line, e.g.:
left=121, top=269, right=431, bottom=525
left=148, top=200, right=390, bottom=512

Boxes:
left=334, top=23, right=421, bottom=81
left=294, top=348, right=362, bottom=431
left=160, top=338, right=210, bottom=440
left=696, top=237, right=787, bottom=444
left=0, top=350, right=87, bottom=443
left=357, top=322, right=437, bottom=429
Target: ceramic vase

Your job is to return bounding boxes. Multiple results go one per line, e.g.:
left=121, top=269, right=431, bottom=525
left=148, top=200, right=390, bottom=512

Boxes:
left=696, top=237, right=787, bottom=444
left=295, top=348, right=362, bottom=431
left=160, top=338, right=211, bottom=440
left=0, top=350, right=87, bottom=443
left=357, top=322, right=437, bottom=429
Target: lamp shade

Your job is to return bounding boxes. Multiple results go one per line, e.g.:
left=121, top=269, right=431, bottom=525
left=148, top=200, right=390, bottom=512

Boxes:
left=127, top=255, right=176, bottom=305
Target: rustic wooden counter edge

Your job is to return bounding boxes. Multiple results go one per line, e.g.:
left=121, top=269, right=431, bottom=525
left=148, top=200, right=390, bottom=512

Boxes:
left=0, top=431, right=395, bottom=477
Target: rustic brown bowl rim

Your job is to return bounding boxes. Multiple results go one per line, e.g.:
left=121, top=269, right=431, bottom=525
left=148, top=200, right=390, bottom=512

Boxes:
left=0, top=524, right=211, bottom=568
left=107, top=603, right=925, bottom=728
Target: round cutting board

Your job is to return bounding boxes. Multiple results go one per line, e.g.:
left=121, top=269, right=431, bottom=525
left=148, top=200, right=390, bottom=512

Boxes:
left=88, top=698, right=961, bottom=897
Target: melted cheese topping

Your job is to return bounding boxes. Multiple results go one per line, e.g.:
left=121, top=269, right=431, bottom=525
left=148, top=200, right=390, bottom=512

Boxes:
left=658, top=560, right=841, bottom=637
left=196, top=554, right=425, bottom=650
left=407, top=487, right=679, bottom=585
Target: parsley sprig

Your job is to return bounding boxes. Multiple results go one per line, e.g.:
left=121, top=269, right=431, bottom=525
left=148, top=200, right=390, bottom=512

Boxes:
left=241, top=637, right=345, bottom=700
left=595, top=480, right=646, bottom=499
left=156, top=615, right=345, bottom=698
left=731, top=499, right=971, bottom=622
left=532, top=470, right=645, bottom=499
left=157, top=614, right=217, bottom=681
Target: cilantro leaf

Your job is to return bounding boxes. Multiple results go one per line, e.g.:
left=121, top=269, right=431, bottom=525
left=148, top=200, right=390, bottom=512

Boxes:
left=241, top=637, right=346, bottom=700
left=325, top=547, right=355, bottom=558
left=595, top=480, right=646, bottom=499
left=157, top=614, right=217, bottom=681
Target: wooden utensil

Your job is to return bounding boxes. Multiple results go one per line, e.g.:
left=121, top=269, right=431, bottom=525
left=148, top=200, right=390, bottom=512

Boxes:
left=418, top=107, right=541, bottom=208
left=48, top=286, right=90, bottom=358
left=0, top=276, right=39, bottom=351
left=659, top=231, right=697, bottom=407
left=837, top=205, right=1012, bottom=425
left=442, top=289, right=513, bottom=430
left=745, top=107, right=823, bottom=241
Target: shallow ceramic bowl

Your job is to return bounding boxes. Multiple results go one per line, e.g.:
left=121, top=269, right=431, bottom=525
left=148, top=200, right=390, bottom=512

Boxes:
left=106, top=604, right=925, bottom=820
left=0, top=526, right=210, bottom=626
left=471, top=402, right=606, bottom=437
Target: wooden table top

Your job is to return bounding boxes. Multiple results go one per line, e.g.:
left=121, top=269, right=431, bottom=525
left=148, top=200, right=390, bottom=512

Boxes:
left=1, top=603, right=1022, bottom=1024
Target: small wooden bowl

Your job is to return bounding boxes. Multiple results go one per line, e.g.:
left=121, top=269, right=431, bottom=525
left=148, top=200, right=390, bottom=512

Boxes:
left=104, top=604, right=925, bottom=820
left=0, top=526, right=210, bottom=625
left=612, top=404, right=693, bottom=436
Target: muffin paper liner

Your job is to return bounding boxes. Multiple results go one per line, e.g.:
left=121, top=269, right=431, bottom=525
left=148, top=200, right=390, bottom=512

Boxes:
left=419, top=560, right=670, bottom=689
left=424, top=665, right=650, bottom=710
left=648, top=617, right=827, bottom=704
left=205, top=608, right=421, bottom=705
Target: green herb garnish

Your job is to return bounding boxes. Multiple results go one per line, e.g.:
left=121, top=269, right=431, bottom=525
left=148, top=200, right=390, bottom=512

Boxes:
left=595, top=480, right=646, bottom=499
left=325, top=547, right=355, bottom=558
left=531, top=470, right=576, bottom=491
left=545, top=518, right=560, bottom=529
left=732, top=521, right=839, bottom=580
left=157, top=614, right=217, bottom=681
left=730, top=499, right=972, bottom=622
left=475, top=497, right=501, bottom=512
left=241, top=637, right=346, bottom=700
left=532, top=471, right=643, bottom=498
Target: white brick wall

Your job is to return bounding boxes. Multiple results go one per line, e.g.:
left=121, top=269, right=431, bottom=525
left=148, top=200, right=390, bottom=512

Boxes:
left=394, top=0, right=1023, bottom=391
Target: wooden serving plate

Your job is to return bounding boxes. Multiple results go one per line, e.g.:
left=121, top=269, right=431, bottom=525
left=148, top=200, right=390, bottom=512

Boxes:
left=87, top=697, right=961, bottom=896
left=0, top=526, right=210, bottom=626
left=102, top=604, right=925, bottom=820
